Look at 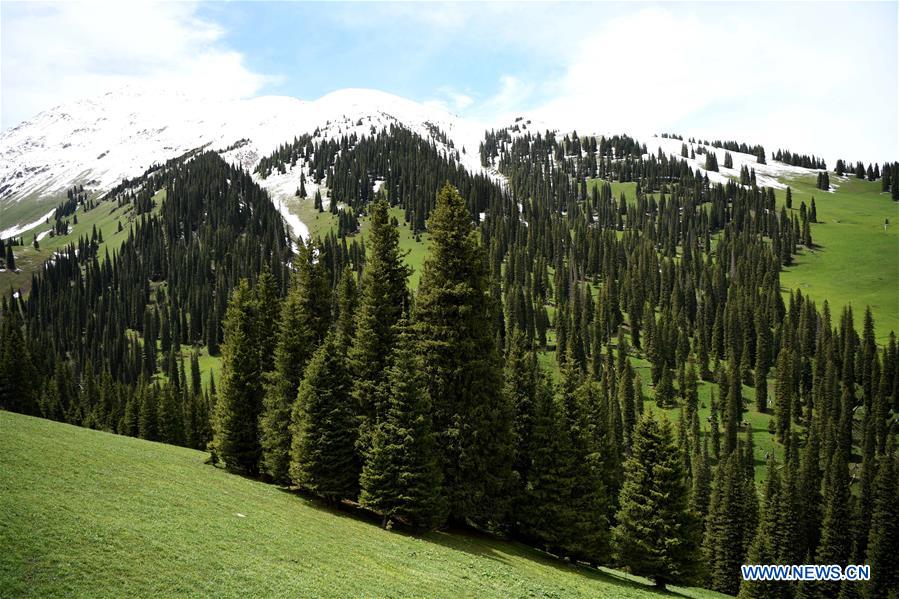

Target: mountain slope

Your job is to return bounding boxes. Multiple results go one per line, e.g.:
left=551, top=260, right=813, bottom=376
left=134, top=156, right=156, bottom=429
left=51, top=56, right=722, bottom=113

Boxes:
left=3, top=85, right=832, bottom=240
left=0, top=410, right=724, bottom=599
left=0, top=86, right=486, bottom=232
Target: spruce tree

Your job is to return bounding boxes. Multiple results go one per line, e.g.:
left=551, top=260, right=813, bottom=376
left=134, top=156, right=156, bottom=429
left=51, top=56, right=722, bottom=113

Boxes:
left=655, top=366, right=676, bottom=407
left=259, top=255, right=329, bottom=483
left=359, top=321, right=445, bottom=529
left=504, top=331, right=540, bottom=523
left=723, top=363, right=743, bottom=455
left=335, top=267, right=358, bottom=344
left=138, top=384, right=158, bottom=441
left=612, top=412, right=701, bottom=590
left=213, top=280, right=265, bottom=475
left=815, top=443, right=853, bottom=598
left=289, top=330, right=358, bottom=502
left=349, top=199, right=410, bottom=454
left=0, top=307, right=38, bottom=414
left=519, top=371, right=573, bottom=552
left=738, top=458, right=789, bottom=599
left=559, top=364, right=611, bottom=563
left=618, top=358, right=636, bottom=451
left=797, top=422, right=823, bottom=560
left=704, top=450, right=758, bottom=595
left=254, top=270, right=281, bottom=374
left=690, top=439, right=712, bottom=523
left=415, top=183, right=513, bottom=525
left=866, top=450, right=898, bottom=599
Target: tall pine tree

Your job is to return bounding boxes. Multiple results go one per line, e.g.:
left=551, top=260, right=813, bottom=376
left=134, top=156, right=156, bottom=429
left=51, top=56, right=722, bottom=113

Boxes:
left=612, top=412, right=701, bottom=590
left=415, top=183, right=513, bottom=526
left=289, top=330, right=358, bottom=502
left=213, top=280, right=265, bottom=474
left=359, top=321, right=445, bottom=529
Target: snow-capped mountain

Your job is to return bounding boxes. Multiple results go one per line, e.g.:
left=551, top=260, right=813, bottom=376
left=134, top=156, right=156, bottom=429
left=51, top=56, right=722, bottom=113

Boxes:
left=0, top=85, right=487, bottom=208
left=1, top=84, right=823, bottom=240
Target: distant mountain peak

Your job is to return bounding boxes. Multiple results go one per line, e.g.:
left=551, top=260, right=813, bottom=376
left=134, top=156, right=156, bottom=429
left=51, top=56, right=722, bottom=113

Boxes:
left=0, top=86, right=486, bottom=207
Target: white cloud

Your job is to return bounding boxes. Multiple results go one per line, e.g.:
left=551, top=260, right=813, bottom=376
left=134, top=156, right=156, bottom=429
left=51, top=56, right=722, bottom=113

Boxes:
left=1, top=2, right=274, bottom=129
left=474, top=6, right=896, bottom=163
left=424, top=87, right=474, bottom=114
left=531, top=9, right=821, bottom=135
left=473, top=75, right=536, bottom=123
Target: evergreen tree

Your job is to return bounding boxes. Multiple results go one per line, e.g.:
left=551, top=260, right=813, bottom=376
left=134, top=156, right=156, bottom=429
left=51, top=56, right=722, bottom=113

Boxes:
left=815, top=443, right=853, bottom=598
left=335, top=267, right=359, bottom=344
left=558, top=365, right=611, bottom=563
left=655, top=366, right=676, bottom=407
left=359, top=321, right=445, bottom=529
left=254, top=271, right=281, bottom=374
left=866, top=450, right=898, bottom=599
left=415, top=183, right=513, bottom=526
left=504, top=331, right=540, bottom=525
left=519, top=370, right=573, bottom=552
left=690, top=440, right=712, bottom=523
left=797, top=425, right=823, bottom=560
left=4, top=245, right=15, bottom=271
left=619, top=358, right=636, bottom=451
left=258, top=255, right=329, bottom=483
left=723, top=364, right=743, bottom=454
left=138, top=384, right=158, bottom=441
left=738, top=458, right=789, bottom=599
left=612, top=412, right=701, bottom=590
left=289, top=330, right=358, bottom=502
left=213, top=280, right=265, bottom=474
left=0, top=308, right=38, bottom=414
left=704, top=451, right=758, bottom=595
left=349, top=199, right=410, bottom=454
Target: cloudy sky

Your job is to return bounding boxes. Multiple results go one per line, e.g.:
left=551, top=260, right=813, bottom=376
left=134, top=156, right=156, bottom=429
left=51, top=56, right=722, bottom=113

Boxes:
left=2, top=2, right=896, bottom=162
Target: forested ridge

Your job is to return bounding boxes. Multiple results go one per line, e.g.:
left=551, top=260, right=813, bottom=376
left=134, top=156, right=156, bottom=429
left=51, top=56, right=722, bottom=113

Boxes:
left=1, top=127, right=898, bottom=597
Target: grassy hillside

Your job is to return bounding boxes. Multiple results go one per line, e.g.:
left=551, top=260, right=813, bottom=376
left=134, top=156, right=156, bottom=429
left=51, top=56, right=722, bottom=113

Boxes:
left=0, top=410, right=725, bottom=599
left=776, top=175, right=899, bottom=341
left=0, top=192, right=140, bottom=293
left=284, top=196, right=431, bottom=287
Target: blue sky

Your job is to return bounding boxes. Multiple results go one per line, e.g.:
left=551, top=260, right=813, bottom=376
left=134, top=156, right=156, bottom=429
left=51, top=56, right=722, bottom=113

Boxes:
left=2, top=2, right=897, bottom=162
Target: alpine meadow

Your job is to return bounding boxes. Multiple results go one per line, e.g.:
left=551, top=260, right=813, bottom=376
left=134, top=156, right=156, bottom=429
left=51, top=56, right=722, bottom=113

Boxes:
left=1, top=2, right=898, bottom=598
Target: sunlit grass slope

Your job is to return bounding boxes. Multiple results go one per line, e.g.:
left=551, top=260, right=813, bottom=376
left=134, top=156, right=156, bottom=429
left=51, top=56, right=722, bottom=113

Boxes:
left=0, top=410, right=725, bottom=599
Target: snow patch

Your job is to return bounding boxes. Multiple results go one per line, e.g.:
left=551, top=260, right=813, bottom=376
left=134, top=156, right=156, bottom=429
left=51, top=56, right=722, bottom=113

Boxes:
left=1, top=208, right=55, bottom=239
left=274, top=197, right=309, bottom=244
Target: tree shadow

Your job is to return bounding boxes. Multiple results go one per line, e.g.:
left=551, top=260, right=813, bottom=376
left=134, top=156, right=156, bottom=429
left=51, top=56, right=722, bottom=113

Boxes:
left=271, top=485, right=702, bottom=597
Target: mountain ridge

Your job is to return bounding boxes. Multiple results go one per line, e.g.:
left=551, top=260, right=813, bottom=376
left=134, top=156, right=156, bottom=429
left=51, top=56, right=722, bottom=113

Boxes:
left=0, top=86, right=486, bottom=209
left=1, top=85, right=826, bottom=239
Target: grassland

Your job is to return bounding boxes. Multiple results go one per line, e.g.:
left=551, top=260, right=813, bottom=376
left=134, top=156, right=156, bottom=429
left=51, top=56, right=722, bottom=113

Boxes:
left=586, top=178, right=640, bottom=203
left=775, top=176, right=899, bottom=341
left=587, top=174, right=899, bottom=341
left=283, top=196, right=432, bottom=287
left=0, top=410, right=725, bottom=599
left=0, top=194, right=138, bottom=293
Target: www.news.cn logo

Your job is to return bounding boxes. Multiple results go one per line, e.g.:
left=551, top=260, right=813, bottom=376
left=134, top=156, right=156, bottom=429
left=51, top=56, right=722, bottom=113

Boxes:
left=741, top=564, right=871, bottom=582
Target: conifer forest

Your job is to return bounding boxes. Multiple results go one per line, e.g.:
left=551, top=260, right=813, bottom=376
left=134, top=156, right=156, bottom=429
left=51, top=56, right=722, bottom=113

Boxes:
left=1, top=3, right=897, bottom=597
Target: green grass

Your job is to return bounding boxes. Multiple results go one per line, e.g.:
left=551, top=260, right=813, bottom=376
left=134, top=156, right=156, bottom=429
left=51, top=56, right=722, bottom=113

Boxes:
left=1, top=196, right=135, bottom=293
left=0, top=189, right=78, bottom=236
left=775, top=176, right=899, bottom=341
left=0, top=410, right=726, bottom=599
left=587, top=178, right=641, bottom=203
left=282, top=196, right=432, bottom=288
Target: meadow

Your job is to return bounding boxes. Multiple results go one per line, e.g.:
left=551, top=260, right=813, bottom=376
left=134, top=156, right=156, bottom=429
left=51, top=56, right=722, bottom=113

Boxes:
left=776, top=175, right=899, bottom=341
left=0, top=410, right=725, bottom=599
